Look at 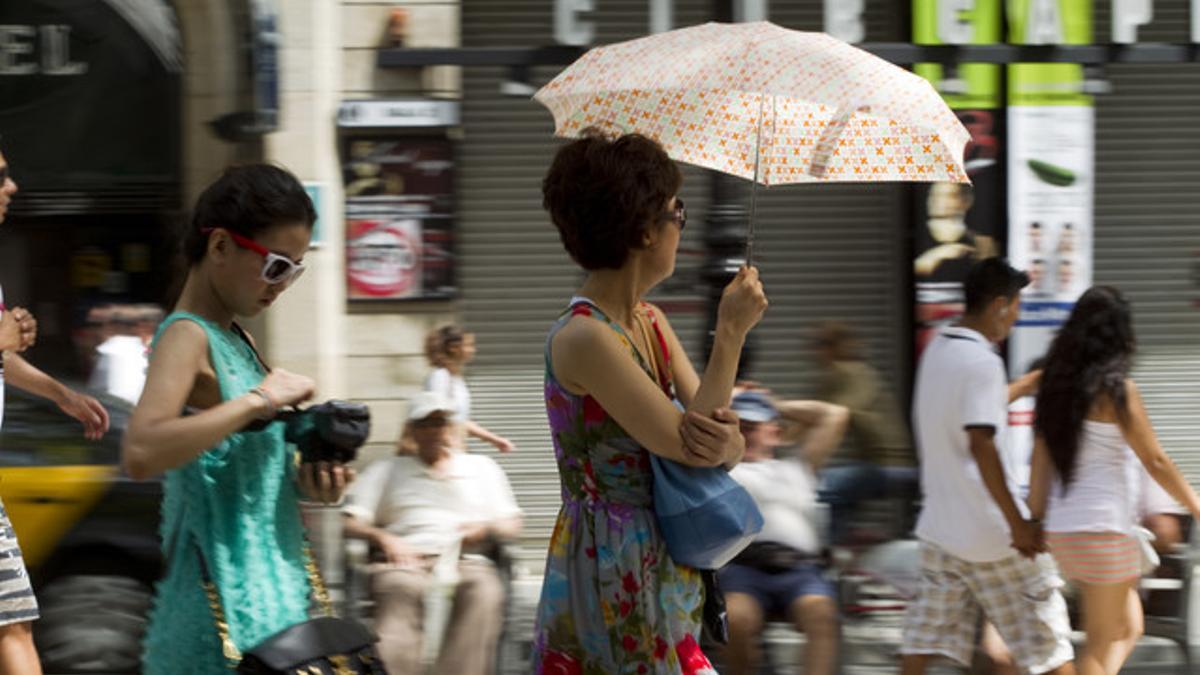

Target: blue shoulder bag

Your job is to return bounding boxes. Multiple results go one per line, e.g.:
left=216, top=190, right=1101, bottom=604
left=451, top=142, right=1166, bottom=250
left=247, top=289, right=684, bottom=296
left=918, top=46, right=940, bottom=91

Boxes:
left=638, top=307, right=763, bottom=570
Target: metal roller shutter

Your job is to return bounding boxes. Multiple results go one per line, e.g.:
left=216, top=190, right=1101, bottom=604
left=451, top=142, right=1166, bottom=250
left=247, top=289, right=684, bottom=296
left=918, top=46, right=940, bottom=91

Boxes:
left=460, top=1, right=909, bottom=567
left=724, top=3, right=910, bottom=399
left=1090, top=1, right=1200, bottom=481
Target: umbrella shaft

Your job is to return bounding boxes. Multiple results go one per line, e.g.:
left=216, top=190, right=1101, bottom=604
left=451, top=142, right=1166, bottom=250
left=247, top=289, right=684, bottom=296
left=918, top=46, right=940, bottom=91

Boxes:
left=746, top=94, right=766, bottom=266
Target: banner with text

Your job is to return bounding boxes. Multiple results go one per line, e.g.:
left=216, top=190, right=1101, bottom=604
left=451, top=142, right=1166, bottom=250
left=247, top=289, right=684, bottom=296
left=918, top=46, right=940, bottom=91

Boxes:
left=1007, top=0, right=1094, bottom=377
left=912, top=0, right=1004, bottom=358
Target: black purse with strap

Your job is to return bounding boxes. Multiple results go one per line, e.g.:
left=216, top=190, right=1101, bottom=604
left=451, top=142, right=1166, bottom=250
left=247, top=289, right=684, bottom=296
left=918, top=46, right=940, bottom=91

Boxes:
left=196, top=541, right=386, bottom=674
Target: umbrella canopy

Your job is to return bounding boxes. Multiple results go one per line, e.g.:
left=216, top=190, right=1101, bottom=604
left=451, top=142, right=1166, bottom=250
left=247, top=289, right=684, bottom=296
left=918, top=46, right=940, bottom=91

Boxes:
left=535, top=22, right=970, bottom=186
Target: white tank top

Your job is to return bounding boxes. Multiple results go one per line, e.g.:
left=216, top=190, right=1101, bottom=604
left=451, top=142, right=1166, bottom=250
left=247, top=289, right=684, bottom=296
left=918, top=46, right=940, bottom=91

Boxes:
left=1045, top=420, right=1140, bottom=534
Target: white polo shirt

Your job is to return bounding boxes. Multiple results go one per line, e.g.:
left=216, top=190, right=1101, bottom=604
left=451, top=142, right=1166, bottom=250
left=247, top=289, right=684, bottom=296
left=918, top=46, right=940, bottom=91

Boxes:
left=913, top=326, right=1028, bottom=562
left=343, top=452, right=522, bottom=555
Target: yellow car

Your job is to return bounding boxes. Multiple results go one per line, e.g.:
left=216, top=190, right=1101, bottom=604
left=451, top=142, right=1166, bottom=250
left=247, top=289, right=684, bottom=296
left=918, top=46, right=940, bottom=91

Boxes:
left=0, top=386, right=160, bottom=673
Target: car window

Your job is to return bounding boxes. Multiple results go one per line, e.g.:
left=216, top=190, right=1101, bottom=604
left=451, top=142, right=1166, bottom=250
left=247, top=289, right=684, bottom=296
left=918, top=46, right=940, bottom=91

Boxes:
left=0, top=388, right=128, bottom=467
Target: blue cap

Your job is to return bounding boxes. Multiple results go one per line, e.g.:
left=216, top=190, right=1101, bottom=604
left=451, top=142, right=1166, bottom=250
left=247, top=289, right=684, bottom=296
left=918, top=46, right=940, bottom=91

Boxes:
left=731, top=391, right=778, bottom=423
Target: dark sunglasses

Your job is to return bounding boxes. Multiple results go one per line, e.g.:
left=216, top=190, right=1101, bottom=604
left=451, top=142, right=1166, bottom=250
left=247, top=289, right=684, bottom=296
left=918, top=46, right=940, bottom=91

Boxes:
left=412, top=416, right=451, bottom=429
left=666, top=198, right=686, bottom=231
left=0, top=166, right=10, bottom=185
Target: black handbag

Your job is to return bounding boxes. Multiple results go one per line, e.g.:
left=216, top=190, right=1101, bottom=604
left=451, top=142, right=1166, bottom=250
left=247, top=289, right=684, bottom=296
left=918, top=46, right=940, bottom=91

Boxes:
left=197, top=541, right=387, bottom=674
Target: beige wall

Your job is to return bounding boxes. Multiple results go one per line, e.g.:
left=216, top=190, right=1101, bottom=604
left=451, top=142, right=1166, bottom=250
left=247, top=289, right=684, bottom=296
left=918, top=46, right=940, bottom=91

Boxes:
left=269, top=0, right=462, bottom=462
left=176, top=0, right=244, bottom=206
left=341, top=0, right=461, bottom=99
left=177, top=0, right=463, bottom=461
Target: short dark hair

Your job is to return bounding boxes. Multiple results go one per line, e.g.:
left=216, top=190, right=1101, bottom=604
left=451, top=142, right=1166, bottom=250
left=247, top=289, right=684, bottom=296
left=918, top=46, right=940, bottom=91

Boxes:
left=542, top=132, right=682, bottom=270
left=184, top=164, right=316, bottom=264
left=963, top=257, right=1029, bottom=315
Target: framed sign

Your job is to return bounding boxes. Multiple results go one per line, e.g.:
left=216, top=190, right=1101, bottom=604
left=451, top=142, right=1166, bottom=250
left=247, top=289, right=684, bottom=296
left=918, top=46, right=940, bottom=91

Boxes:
left=342, top=137, right=456, bottom=301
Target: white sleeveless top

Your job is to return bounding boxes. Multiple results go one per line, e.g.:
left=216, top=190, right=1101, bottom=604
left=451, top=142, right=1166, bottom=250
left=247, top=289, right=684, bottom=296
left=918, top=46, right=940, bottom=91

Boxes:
left=1045, top=420, right=1140, bottom=534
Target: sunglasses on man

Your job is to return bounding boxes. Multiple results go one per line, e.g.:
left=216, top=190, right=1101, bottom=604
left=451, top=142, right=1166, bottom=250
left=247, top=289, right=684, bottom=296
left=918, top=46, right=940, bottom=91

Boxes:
left=202, top=227, right=306, bottom=285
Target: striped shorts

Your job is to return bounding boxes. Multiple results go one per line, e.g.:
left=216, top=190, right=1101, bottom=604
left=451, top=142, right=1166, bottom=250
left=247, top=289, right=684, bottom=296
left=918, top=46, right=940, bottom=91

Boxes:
left=1047, top=531, right=1141, bottom=585
left=0, top=498, right=38, bottom=626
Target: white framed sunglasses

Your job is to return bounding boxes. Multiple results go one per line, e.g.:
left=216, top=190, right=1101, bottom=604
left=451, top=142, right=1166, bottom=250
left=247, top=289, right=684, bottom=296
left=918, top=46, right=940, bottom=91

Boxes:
left=204, top=227, right=306, bottom=285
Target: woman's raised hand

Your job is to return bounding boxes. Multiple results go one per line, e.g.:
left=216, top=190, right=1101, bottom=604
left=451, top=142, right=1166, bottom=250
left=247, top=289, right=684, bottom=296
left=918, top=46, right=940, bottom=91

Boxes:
left=717, top=266, right=768, bottom=338
left=258, top=368, right=317, bottom=409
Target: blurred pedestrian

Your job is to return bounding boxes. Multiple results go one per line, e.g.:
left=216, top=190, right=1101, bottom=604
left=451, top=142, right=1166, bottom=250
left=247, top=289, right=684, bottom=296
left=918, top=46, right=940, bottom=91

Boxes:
left=1028, top=286, right=1200, bottom=675
left=0, top=143, right=110, bottom=675
left=343, top=391, right=522, bottom=675
left=719, top=391, right=845, bottom=675
left=811, top=321, right=917, bottom=544
left=423, top=324, right=515, bottom=453
left=88, top=305, right=159, bottom=404
left=122, top=165, right=350, bottom=673
left=901, top=258, right=1074, bottom=675
left=532, top=131, right=766, bottom=674
left=74, top=304, right=115, bottom=377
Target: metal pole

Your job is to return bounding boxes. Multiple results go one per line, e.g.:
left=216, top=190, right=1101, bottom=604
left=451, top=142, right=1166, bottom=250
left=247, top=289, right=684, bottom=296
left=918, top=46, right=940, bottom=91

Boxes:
left=702, top=0, right=755, bottom=379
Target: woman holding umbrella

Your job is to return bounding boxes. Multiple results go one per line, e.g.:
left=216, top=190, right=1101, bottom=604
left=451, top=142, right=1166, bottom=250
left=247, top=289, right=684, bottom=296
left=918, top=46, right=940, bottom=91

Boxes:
left=533, top=131, right=767, bottom=675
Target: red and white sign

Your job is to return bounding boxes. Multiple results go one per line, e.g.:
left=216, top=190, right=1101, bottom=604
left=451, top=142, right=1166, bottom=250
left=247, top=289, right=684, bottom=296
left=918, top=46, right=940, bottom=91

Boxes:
left=346, top=218, right=422, bottom=299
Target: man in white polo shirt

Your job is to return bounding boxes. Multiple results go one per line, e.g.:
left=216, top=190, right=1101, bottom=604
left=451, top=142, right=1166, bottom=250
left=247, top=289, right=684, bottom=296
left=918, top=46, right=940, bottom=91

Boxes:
left=901, top=258, right=1075, bottom=675
left=343, top=391, right=522, bottom=675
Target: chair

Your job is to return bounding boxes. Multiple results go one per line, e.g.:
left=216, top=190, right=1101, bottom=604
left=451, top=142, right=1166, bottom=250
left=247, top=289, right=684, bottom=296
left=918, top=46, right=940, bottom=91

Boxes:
left=1142, top=516, right=1200, bottom=673
left=343, top=535, right=520, bottom=673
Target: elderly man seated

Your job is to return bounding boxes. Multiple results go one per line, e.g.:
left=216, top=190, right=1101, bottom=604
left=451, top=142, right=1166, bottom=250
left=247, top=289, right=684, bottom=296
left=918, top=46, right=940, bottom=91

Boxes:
left=343, top=391, right=522, bottom=675
left=720, top=390, right=849, bottom=675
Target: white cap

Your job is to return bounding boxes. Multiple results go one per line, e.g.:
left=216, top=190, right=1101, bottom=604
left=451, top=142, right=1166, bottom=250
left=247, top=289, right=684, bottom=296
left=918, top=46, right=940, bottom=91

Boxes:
left=406, top=390, right=457, bottom=422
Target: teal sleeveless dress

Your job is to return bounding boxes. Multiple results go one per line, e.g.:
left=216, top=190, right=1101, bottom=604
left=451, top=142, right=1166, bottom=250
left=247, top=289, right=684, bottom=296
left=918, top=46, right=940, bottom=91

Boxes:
left=141, top=312, right=311, bottom=674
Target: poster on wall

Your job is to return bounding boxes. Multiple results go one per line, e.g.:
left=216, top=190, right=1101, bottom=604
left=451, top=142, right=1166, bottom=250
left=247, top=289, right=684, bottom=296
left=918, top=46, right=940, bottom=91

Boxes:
left=343, top=138, right=456, bottom=300
left=1006, top=0, right=1094, bottom=377
left=912, top=0, right=1004, bottom=358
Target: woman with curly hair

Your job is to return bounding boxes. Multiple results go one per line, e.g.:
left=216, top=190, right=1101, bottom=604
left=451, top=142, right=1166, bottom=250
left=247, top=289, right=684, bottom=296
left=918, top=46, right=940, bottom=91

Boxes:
left=1028, top=286, right=1200, bottom=675
left=532, top=131, right=767, bottom=675
left=423, top=325, right=515, bottom=453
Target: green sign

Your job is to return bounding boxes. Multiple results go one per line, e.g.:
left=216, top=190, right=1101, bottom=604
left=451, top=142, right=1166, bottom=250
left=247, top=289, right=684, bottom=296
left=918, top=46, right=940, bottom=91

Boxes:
left=912, top=0, right=1002, bottom=110
left=304, top=182, right=324, bottom=247
left=1008, top=0, right=1093, bottom=106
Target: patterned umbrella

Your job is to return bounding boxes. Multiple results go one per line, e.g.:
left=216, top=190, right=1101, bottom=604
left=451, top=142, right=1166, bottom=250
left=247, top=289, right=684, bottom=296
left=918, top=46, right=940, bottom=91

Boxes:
left=534, top=21, right=970, bottom=187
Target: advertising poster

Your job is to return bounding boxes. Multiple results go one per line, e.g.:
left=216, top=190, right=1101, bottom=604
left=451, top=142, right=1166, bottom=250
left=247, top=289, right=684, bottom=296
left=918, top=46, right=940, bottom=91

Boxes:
left=1006, top=0, right=1094, bottom=376
left=343, top=138, right=456, bottom=300
left=912, top=0, right=1004, bottom=358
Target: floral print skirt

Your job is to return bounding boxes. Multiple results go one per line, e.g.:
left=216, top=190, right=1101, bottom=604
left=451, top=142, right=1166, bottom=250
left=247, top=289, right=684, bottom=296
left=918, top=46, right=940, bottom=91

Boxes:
left=532, top=498, right=717, bottom=675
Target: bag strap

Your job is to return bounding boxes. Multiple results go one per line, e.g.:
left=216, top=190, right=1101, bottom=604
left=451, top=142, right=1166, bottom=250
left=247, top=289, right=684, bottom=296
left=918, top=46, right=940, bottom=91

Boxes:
left=199, top=536, right=336, bottom=666
left=640, top=302, right=674, bottom=396
left=231, top=322, right=271, bottom=373
left=559, top=298, right=664, bottom=390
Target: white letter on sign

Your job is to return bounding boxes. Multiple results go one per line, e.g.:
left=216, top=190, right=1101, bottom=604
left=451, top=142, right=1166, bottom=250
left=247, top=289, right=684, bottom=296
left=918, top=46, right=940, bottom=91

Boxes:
left=937, top=0, right=975, bottom=44
left=733, top=0, right=768, bottom=23
left=41, top=25, right=87, bottom=75
left=0, top=25, right=36, bottom=75
left=1193, top=0, right=1200, bottom=42
left=1027, top=0, right=1064, bottom=43
left=825, top=0, right=864, bottom=43
left=1112, top=0, right=1153, bottom=43
left=554, top=0, right=595, bottom=46
left=650, top=0, right=673, bottom=34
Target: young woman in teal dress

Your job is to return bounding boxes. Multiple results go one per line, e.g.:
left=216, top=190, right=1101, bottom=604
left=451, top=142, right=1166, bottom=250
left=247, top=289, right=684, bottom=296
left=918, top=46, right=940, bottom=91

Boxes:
left=121, top=165, right=351, bottom=674
left=534, top=132, right=768, bottom=675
